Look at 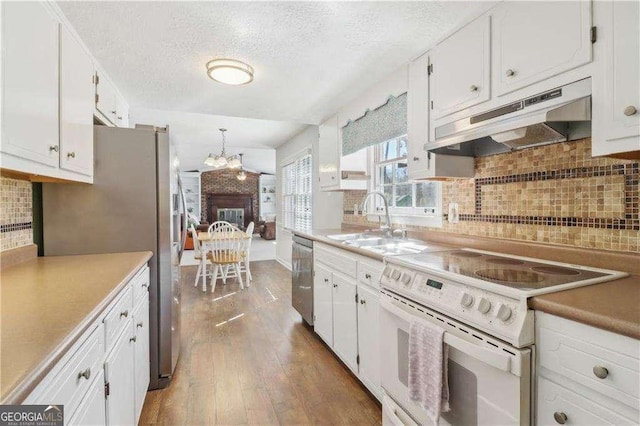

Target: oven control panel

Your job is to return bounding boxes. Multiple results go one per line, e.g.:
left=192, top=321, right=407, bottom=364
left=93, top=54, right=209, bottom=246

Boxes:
left=380, top=264, right=534, bottom=347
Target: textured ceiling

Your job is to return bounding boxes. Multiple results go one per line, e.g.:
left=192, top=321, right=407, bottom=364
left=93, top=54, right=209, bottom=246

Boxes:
left=59, top=1, right=490, bottom=125
left=130, top=108, right=303, bottom=174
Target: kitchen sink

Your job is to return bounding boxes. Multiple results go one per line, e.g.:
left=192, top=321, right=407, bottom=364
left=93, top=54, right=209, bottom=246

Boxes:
left=326, top=233, right=365, bottom=241
left=327, top=233, right=434, bottom=255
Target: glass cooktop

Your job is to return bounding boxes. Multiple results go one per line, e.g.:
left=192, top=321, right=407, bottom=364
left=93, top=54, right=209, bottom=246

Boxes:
left=393, top=249, right=614, bottom=291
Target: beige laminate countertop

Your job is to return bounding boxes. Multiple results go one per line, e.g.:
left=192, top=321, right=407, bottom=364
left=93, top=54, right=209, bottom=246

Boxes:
left=292, top=227, right=639, bottom=340
left=0, top=251, right=152, bottom=404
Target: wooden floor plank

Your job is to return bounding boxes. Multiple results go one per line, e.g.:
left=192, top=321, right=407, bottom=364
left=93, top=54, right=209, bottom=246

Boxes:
left=140, top=260, right=381, bottom=425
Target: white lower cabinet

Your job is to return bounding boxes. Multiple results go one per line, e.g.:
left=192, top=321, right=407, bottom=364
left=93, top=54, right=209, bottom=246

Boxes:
left=105, top=326, right=135, bottom=426
left=25, top=264, right=150, bottom=425
left=332, top=272, right=358, bottom=372
left=69, top=370, right=107, bottom=426
left=536, top=312, right=640, bottom=424
left=356, top=283, right=381, bottom=399
left=312, top=242, right=382, bottom=400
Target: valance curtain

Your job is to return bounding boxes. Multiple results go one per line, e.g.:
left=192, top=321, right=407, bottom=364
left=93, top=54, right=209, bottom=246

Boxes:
left=341, top=92, right=407, bottom=156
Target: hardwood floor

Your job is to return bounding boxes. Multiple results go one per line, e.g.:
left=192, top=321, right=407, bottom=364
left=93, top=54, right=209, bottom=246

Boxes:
left=140, top=260, right=382, bottom=425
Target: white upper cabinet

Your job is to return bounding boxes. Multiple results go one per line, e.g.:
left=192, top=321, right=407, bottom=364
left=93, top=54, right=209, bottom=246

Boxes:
left=318, top=115, right=340, bottom=188
left=592, top=0, right=640, bottom=158
left=493, top=1, right=592, bottom=96
left=1, top=2, right=59, bottom=167
left=115, top=94, right=130, bottom=128
left=430, top=15, right=491, bottom=119
left=60, top=25, right=94, bottom=176
left=407, top=53, right=431, bottom=179
left=95, top=71, right=117, bottom=125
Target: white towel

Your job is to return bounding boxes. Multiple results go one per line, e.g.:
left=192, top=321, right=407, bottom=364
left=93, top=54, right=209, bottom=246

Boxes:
left=408, top=318, right=450, bottom=425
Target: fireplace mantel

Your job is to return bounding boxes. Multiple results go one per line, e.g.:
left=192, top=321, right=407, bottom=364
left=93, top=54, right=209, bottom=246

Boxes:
left=206, top=193, right=254, bottom=228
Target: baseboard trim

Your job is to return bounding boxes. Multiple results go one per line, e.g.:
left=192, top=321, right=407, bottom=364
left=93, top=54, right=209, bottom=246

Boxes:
left=276, top=257, right=292, bottom=271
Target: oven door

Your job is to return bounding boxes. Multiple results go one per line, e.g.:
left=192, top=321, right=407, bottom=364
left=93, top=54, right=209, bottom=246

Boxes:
left=380, top=291, right=531, bottom=426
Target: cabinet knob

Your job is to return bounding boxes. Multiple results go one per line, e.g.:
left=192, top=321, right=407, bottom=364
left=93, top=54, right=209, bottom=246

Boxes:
left=130, top=336, right=137, bottom=343
left=331, top=176, right=335, bottom=180
left=111, top=110, right=117, bottom=115
left=67, top=152, right=76, bottom=159
left=49, top=145, right=59, bottom=153
left=120, top=309, right=129, bottom=318
left=470, top=85, right=479, bottom=92
left=333, top=283, right=338, bottom=288
left=360, top=299, right=366, bottom=305
left=506, top=69, right=516, bottom=77
left=324, top=278, right=329, bottom=283
left=77, top=368, right=91, bottom=381
left=624, top=106, right=637, bottom=116
left=593, top=365, right=609, bottom=379
left=413, top=156, right=420, bottom=161
left=553, top=412, right=568, bottom=424
left=117, top=116, right=123, bottom=120
left=365, top=273, right=372, bottom=279
left=137, top=322, right=144, bottom=328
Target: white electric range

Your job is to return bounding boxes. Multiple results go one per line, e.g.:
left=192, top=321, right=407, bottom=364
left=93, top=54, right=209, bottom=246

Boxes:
left=379, top=248, right=628, bottom=426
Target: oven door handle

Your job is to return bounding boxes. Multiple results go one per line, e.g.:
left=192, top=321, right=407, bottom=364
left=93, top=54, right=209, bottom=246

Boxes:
left=381, top=299, right=512, bottom=373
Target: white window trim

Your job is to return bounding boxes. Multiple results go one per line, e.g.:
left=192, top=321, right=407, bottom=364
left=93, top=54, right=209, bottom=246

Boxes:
left=365, top=140, right=444, bottom=228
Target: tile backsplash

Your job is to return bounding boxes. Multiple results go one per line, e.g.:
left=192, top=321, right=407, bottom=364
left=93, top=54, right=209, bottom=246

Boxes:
left=0, top=177, right=33, bottom=252
left=344, top=138, right=639, bottom=253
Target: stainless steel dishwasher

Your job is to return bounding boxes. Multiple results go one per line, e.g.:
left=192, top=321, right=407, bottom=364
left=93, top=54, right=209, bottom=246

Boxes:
left=292, top=235, right=314, bottom=325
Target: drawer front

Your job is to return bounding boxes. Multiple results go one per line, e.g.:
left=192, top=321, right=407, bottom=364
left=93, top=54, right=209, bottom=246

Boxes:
left=537, top=313, right=640, bottom=410
left=315, top=244, right=357, bottom=278
left=131, top=266, right=150, bottom=306
left=357, top=259, right=384, bottom=289
left=537, top=377, right=636, bottom=425
left=104, top=286, right=133, bottom=352
left=31, top=324, right=105, bottom=418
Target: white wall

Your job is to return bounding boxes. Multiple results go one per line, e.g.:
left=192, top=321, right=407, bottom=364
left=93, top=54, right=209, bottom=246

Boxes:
left=275, top=125, right=343, bottom=269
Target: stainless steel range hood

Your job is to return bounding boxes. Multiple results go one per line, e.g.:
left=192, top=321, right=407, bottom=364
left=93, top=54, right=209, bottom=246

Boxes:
left=425, top=78, right=592, bottom=157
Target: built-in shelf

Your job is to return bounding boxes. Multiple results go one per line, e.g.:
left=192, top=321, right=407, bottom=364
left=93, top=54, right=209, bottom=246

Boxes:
left=180, top=172, right=201, bottom=221
left=259, top=174, right=276, bottom=221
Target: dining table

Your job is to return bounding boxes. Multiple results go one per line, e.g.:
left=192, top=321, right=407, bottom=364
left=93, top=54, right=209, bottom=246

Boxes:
left=196, top=230, right=251, bottom=289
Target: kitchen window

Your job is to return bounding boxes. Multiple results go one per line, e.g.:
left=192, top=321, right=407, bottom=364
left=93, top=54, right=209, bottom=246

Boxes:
left=371, top=136, right=442, bottom=220
left=281, top=153, right=312, bottom=230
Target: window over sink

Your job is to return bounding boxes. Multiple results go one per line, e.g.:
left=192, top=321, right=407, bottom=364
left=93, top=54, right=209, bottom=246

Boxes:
left=282, top=153, right=312, bottom=230
left=371, top=136, right=441, bottom=218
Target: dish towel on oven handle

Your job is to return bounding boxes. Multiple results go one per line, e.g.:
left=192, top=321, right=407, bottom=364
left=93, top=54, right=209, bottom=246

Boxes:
left=408, top=317, right=450, bottom=425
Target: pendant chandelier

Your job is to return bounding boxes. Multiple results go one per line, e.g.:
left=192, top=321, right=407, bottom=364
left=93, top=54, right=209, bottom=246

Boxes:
left=204, top=128, right=242, bottom=169
left=236, top=153, right=247, bottom=181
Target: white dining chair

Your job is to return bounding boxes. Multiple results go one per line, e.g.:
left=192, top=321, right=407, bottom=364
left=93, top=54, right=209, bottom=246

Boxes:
left=208, top=222, right=248, bottom=293
left=241, top=221, right=254, bottom=284
left=190, top=225, right=211, bottom=292
left=207, top=220, right=232, bottom=235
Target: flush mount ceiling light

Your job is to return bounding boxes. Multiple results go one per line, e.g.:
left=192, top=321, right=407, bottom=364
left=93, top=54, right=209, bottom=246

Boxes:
left=206, top=58, right=254, bottom=85
left=204, top=128, right=242, bottom=169
left=236, top=153, right=247, bottom=181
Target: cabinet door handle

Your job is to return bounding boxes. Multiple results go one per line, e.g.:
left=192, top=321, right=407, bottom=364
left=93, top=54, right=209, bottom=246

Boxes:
left=360, top=299, right=366, bottom=305
left=67, top=152, right=76, bottom=159
left=505, top=69, right=515, bottom=77
left=365, top=273, right=371, bottom=279
left=324, top=278, right=329, bottom=283
left=49, top=145, right=59, bottom=152
left=553, top=412, right=567, bottom=424
left=624, top=106, right=637, bottom=116
left=470, top=85, right=479, bottom=92
left=77, top=368, right=91, bottom=381
left=592, top=365, right=609, bottom=379
left=111, top=110, right=117, bottom=115
left=137, top=321, right=144, bottom=328
left=413, top=156, right=420, bottom=161
left=130, top=336, right=137, bottom=343
left=117, top=116, right=123, bottom=120
left=333, top=283, right=338, bottom=288
left=120, top=309, right=129, bottom=318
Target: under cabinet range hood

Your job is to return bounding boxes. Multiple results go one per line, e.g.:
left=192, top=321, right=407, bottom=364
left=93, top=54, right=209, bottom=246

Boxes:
left=426, top=78, right=592, bottom=157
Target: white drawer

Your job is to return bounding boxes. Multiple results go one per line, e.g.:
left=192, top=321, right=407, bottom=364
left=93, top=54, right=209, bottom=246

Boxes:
left=315, top=243, right=357, bottom=278
left=537, top=312, right=640, bottom=410
left=537, top=377, right=637, bottom=425
left=28, top=324, right=105, bottom=418
left=131, top=266, right=150, bottom=306
left=103, top=286, right=133, bottom=352
left=357, top=259, right=384, bottom=289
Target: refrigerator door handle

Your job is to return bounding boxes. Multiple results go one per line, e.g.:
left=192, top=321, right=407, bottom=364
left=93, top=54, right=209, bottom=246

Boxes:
left=177, top=176, right=188, bottom=261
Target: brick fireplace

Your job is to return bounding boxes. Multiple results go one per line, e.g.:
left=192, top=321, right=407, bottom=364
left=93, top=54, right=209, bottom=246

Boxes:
left=200, top=168, right=260, bottom=229
left=206, top=193, right=254, bottom=229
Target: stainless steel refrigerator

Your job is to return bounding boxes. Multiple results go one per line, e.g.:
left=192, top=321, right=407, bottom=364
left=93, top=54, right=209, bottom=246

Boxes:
left=42, top=125, right=186, bottom=390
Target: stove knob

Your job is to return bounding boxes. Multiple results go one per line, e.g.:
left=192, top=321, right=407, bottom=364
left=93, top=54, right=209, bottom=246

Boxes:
left=477, top=298, right=492, bottom=314
left=460, top=293, right=474, bottom=308
left=496, top=304, right=512, bottom=322
left=391, top=270, right=401, bottom=280
left=400, top=273, right=412, bottom=285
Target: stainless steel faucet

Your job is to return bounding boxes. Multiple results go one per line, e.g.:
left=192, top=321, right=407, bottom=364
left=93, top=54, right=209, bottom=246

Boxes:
left=360, top=191, right=393, bottom=237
